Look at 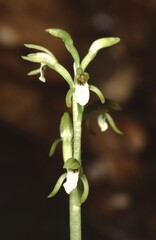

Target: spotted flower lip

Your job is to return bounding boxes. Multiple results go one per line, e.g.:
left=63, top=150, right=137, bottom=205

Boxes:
left=75, top=82, right=90, bottom=106
left=63, top=170, right=79, bottom=194
left=97, top=114, right=109, bottom=132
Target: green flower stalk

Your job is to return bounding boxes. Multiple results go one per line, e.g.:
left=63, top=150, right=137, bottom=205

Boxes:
left=22, top=28, right=121, bottom=240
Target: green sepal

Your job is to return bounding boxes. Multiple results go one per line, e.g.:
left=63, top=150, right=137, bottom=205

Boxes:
left=22, top=52, right=57, bottom=64
left=89, top=37, right=120, bottom=53
left=63, top=158, right=81, bottom=170
left=24, top=44, right=53, bottom=56
left=54, top=64, right=74, bottom=87
left=22, top=53, right=74, bottom=87
left=80, top=174, right=89, bottom=203
left=60, top=112, right=73, bottom=140
left=47, top=173, right=67, bottom=198
left=49, top=138, right=62, bottom=157
left=46, top=28, right=80, bottom=69
left=81, top=37, right=120, bottom=70
left=89, top=85, right=105, bottom=104
left=65, top=88, right=75, bottom=108
left=105, top=113, right=123, bottom=135
left=28, top=68, right=40, bottom=76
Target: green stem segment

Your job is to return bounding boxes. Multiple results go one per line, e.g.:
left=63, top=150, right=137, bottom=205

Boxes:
left=69, top=188, right=82, bottom=240
left=69, top=93, right=84, bottom=240
left=73, top=93, right=84, bottom=161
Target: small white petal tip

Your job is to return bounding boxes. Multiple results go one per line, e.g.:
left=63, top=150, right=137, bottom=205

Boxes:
left=97, top=115, right=109, bottom=132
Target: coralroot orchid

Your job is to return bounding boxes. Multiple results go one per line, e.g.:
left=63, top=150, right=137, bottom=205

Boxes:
left=22, top=28, right=121, bottom=240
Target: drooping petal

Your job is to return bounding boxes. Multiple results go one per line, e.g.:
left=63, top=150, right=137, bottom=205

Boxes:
left=97, top=114, right=109, bottom=132
left=47, top=173, right=67, bottom=198
left=49, top=138, right=62, bottom=157
left=89, top=85, right=105, bottom=104
left=105, top=113, right=123, bottom=135
left=80, top=174, right=89, bottom=204
left=75, top=83, right=90, bottom=106
left=63, top=170, right=79, bottom=194
left=65, top=88, right=75, bottom=108
left=39, top=63, right=46, bottom=82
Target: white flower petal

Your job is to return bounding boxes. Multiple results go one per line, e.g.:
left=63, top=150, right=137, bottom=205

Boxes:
left=75, top=83, right=90, bottom=106
left=97, top=115, right=109, bottom=132
left=39, top=63, right=46, bottom=82
left=63, top=170, right=79, bottom=194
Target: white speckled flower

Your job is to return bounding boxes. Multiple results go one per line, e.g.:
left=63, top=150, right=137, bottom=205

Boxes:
left=75, top=82, right=90, bottom=106
left=63, top=170, right=79, bottom=194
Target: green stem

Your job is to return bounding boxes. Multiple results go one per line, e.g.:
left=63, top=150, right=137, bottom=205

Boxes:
left=69, top=92, right=84, bottom=240
left=73, top=93, right=84, bottom=161
left=69, top=188, right=81, bottom=240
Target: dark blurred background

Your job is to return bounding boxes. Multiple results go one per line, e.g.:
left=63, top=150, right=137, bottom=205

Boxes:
left=0, top=0, right=156, bottom=239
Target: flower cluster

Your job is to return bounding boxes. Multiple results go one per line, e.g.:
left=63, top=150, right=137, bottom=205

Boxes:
left=22, top=28, right=120, bottom=107
left=22, top=28, right=121, bottom=198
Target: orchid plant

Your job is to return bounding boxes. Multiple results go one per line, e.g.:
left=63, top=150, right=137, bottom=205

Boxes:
left=22, top=28, right=122, bottom=240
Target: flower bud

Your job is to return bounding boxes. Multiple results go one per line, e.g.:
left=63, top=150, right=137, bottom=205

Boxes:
left=60, top=112, right=73, bottom=140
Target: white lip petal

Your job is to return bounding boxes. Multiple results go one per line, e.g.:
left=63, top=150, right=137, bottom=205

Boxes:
left=39, top=63, right=46, bottom=82
left=97, top=115, right=109, bottom=132
left=75, top=83, right=90, bottom=106
left=63, top=171, right=79, bottom=194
